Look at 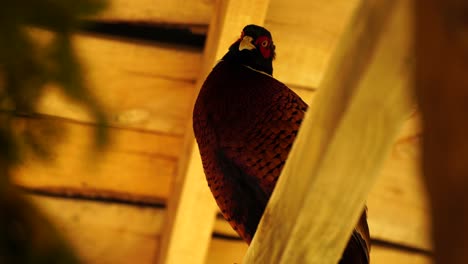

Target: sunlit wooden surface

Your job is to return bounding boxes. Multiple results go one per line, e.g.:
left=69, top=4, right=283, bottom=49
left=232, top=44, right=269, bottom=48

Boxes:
left=7, top=0, right=434, bottom=263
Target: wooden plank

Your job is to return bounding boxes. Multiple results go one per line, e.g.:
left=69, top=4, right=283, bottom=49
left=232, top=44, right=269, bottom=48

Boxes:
left=368, top=112, right=431, bottom=251
left=414, top=0, right=468, bottom=263
left=90, top=0, right=363, bottom=89
left=29, top=30, right=201, bottom=135
left=95, top=0, right=213, bottom=25
left=290, top=86, right=316, bottom=104
left=32, top=28, right=319, bottom=134
left=244, top=0, right=414, bottom=262
left=29, top=0, right=367, bottom=134
left=265, top=0, right=361, bottom=88
left=206, top=238, right=248, bottom=264
left=28, top=194, right=164, bottom=264
left=28, top=193, right=432, bottom=264
left=65, top=32, right=317, bottom=133
left=371, top=246, right=432, bottom=264
left=12, top=115, right=182, bottom=204
left=158, top=1, right=271, bottom=264
left=206, top=238, right=432, bottom=264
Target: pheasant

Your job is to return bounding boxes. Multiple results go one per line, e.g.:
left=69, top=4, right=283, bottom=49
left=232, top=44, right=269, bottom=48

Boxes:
left=193, top=24, right=370, bottom=263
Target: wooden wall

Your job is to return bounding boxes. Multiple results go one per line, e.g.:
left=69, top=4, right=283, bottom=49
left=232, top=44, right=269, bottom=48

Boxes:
left=11, top=0, right=432, bottom=263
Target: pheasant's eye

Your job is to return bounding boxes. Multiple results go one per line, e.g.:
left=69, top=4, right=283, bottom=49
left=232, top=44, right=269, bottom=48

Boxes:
left=261, top=40, right=269, bottom=47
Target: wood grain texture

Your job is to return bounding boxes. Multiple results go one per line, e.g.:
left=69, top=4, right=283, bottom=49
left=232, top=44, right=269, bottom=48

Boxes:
left=32, top=30, right=318, bottom=134
left=11, top=115, right=182, bottom=204
left=157, top=0, right=271, bottom=263
left=414, top=0, right=468, bottom=262
left=369, top=112, right=431, bottom=251
left=244, top=0, right=414, bottom=262
left=28, top=194, right=163, bottom=264
left=89, top=0, right=363, bottom=89
left=31, top=0, right=364, bottom=132
left=95, top=0, right=213, bottom=25
left=265, top=0, right=361, bottom=88
left=29, top=194, right=431, bottom=264
left=206, top=238, right=432, bottom=264
left=32, top=32, right=201, bottom=135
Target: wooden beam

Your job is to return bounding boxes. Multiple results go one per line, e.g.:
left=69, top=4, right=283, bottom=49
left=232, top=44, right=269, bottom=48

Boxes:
left=244, top=0, right=414, bottom=262
left=157, top=1, right=271, bottom=264
left=414, top=0, right=468, bottom=263
left=10, top=115, right=181, bottom=204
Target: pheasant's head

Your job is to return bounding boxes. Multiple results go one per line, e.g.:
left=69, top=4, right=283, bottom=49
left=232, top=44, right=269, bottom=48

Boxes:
left=223, top=24, right=276, bottom=75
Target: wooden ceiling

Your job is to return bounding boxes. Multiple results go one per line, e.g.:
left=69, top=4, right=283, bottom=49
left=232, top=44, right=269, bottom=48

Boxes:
left=9, top=0, right=432, bottom=263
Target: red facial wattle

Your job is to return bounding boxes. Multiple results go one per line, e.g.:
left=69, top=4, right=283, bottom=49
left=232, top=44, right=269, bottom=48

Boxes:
left=255, top=36, right=272, bottom=59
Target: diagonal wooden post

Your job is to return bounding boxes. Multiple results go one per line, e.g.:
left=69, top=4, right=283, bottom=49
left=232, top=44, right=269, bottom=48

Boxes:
left=244, top=0, right=414, bottom=263
left=157, top=1, right=270, bottom=263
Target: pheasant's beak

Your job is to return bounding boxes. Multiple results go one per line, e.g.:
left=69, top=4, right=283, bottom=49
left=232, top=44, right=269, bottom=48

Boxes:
left=239, top=36, right=256, bottom=51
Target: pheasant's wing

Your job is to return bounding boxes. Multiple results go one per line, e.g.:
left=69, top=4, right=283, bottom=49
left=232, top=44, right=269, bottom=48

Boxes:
left=215, top=149, right=269, bottom=243
left=193, top=99, right=269, bottom=243
left=215, top=86, right=307, bottom=242
left=221, top=86, right=308, bottom=195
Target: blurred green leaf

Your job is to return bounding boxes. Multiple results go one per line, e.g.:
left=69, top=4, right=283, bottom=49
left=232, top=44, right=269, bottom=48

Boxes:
left=0, top=0, right=108, bottom=160
left=0, top=0, right=109, bottom=262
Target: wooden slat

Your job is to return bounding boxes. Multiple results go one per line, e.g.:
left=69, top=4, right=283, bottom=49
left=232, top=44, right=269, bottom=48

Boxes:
left=206, top=239, right=248, bottom=264
left=28, top=194, right=164, bottom=264
left=414, top=0, right=468, bottom=263
left=368, top=112, right=431, bottom=251
left=244, top=0, right=414, bottom=262
left=34, top=30, right=320, bottom=134
left=66, top=34, right=318, bottom=132
left=29, top=193, right=432, bottom=264
left=30, top=0, right=368, bottom=132
left=157, top=1, right=271, bottom=263
left=206, top=239, right=432, bottom=264
left=31, top=31, right=201, bottom=135
left=265, top=0, right=361, bottom=88
left=290, top=86, right=316, bottom=104
left=371, top=246, right=432, bottom=264
left=95, top=0, right=213, bottom=25
left=12, top=115, right=182, bottom=203
left=90, top=0, right=363, bottom=89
